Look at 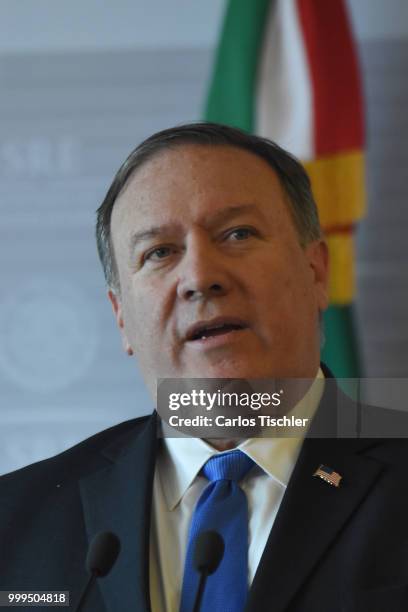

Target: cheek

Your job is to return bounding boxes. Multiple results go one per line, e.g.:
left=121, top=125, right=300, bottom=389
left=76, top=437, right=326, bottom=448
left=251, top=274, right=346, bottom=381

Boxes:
left=121, top=292, right=151, bottom=338
left=251, top=265, right=299, bottom=307
left=250, top=265, right=315, bottom=332
left=122, top=283, right=170, bottom=345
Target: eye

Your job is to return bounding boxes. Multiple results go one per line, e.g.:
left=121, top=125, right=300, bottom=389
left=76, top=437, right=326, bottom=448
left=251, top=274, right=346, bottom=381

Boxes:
left=143, top=246, right=174, bottom=262
left=226, top=226, right=257, bottom=241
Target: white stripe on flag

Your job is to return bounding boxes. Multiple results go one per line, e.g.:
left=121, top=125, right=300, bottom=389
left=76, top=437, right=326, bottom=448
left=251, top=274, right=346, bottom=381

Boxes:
left=256, top=0, right=314, bottom=160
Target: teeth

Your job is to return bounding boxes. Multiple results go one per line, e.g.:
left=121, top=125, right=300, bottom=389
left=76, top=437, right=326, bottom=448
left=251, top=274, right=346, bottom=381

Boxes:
left=200, top=326, right=230, bottom=339
left=191, top=322, right=243, bottom=340
left=200, top=325, right=225, bottom=339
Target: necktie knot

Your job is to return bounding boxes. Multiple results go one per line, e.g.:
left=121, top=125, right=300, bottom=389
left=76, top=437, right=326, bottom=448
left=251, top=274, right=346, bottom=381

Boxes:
left=203, top=450, right=254, bottom=483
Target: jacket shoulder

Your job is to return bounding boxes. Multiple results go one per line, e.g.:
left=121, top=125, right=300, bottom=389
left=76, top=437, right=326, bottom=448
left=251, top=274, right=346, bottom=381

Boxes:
left=0, top=415, right=152, bottom=487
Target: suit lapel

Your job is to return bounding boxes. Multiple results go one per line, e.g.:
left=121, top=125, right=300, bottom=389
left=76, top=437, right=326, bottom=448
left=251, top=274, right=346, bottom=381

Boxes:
left=246, top=436, right=385, bottom=611
left=79, top=413, right=158, bottom=612
left=246, top=374, right=386, bottom=612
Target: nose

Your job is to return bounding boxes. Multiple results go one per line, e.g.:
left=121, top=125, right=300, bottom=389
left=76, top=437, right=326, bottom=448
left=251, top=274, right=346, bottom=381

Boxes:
left=176, top=235, right=231, bottom=301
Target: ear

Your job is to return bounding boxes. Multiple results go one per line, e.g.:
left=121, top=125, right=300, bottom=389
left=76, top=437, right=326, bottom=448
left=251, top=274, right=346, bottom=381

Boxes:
left=305, top=239, right=330, bottom=312
left=108, top=290, right=134, bottom=356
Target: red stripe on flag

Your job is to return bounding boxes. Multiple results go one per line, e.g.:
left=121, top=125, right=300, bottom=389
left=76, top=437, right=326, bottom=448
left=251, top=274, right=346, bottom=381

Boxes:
left=296, top=0, right=364, bottom=155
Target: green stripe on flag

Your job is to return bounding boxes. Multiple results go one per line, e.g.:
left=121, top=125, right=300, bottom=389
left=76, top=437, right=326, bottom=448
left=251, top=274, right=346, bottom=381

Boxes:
left=322, top=306, right=362, bottom=378
left=204, top=0, right=271, bottom=131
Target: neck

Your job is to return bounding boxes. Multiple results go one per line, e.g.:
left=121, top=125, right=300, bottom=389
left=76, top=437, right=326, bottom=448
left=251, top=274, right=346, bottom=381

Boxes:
left=205, top=438, right=243, bottom=451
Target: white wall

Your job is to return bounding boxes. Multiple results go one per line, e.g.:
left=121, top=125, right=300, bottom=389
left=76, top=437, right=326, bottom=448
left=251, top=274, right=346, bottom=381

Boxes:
left=347, top=0, right=408, bottom=40
left=0, top=0, right=226, bottom=53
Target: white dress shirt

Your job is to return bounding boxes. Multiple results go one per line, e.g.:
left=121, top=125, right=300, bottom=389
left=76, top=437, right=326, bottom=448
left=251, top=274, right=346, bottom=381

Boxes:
left=149, top=369, right=324, bottom=612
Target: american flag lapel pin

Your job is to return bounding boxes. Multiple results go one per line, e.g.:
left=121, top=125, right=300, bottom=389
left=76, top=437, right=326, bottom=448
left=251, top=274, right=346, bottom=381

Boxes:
left=313, top=465, right=342, bottom=488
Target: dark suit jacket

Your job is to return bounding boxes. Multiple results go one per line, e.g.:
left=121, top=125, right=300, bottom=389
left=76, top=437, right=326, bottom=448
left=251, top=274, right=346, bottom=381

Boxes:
left=1, top=374, right=408, bottom=612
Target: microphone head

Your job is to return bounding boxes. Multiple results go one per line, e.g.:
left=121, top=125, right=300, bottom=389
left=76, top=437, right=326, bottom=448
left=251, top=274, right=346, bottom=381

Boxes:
left=193, top=530, right=225, bottom=575
left=86, top=531, right=121, bottom=577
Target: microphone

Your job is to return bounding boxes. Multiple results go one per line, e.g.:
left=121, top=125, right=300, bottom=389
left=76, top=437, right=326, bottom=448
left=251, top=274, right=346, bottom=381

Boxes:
left=73, top=531, right=121, bottom=612
left=192, top=530, right=225, bottom=612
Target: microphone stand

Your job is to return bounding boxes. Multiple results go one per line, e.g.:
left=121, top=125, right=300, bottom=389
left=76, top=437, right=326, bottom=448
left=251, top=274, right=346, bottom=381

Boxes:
left=192, top=569, right=209, bottom=612
left=73, top=572, right=97, bottom=612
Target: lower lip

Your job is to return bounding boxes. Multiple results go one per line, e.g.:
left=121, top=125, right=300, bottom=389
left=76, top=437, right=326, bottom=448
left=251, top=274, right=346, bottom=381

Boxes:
left=186, top=328, right=248, bottom=350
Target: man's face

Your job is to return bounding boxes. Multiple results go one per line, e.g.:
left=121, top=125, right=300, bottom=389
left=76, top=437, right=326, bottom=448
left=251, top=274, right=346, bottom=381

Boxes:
left=109, top=145, right=329, bottom=396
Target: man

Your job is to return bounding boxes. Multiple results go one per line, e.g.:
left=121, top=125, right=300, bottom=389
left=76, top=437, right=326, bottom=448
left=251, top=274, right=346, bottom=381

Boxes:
left=1, top=123, right=408, bottom=611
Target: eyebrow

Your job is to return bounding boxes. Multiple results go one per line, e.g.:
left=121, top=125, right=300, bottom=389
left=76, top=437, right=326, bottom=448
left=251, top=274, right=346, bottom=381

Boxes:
left=128, top=226, right=174, bottom=253
left=128, top=203, right=264, bottom=254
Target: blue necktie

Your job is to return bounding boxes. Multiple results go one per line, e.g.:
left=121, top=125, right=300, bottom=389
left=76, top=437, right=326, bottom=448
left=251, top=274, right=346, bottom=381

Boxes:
left=179, top=450, right=254, bottom=612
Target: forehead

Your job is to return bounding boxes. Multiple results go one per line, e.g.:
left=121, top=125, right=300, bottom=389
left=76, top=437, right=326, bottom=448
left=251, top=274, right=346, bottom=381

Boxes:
left=111, top=144, right=289, bottom=234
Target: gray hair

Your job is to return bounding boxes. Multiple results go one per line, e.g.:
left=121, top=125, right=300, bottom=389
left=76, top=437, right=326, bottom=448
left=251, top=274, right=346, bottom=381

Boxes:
left=96, top=122, right=321, bottom=294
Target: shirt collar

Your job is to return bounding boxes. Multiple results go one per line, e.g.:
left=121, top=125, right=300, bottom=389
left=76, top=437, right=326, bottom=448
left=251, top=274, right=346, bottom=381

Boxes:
left=158, top=368, right=325, bottom=510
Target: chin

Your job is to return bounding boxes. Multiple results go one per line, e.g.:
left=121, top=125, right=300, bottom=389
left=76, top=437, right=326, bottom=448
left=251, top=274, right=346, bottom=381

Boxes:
left=201, top=361, right=264, bottom=380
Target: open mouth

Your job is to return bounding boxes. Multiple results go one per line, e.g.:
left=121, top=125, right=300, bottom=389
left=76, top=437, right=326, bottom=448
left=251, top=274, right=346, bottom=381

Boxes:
left=186, top=319, right=248, bottom=342
left=191, top=323, right=244, bottom=341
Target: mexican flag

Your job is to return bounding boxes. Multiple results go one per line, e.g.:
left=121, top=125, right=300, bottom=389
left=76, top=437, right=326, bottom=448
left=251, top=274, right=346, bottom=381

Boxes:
left=204, top=0, right=365, bottom=378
